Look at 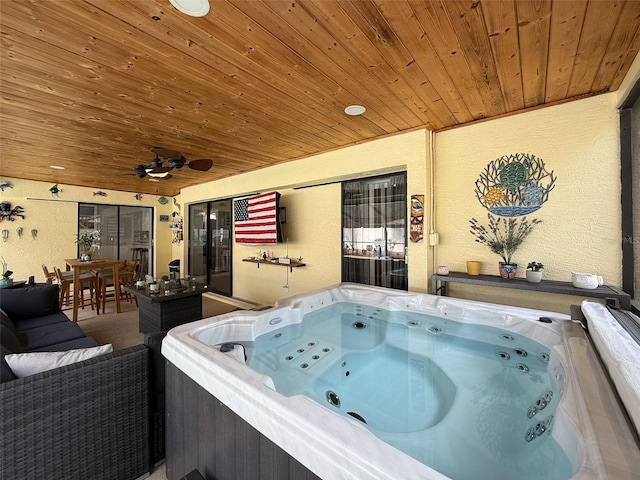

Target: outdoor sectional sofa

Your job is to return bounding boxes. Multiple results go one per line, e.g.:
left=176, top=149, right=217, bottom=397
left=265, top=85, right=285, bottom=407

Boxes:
left=0, top=284, right=151, bottom=480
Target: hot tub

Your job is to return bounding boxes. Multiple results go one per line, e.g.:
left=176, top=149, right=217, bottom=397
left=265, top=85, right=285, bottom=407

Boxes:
left=162, top=284, right=640, bottom=480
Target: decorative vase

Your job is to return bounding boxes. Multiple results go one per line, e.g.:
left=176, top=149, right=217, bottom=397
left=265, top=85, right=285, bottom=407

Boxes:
left=79, top=246, right=92, bottom=261
left=466, top=261, right=481, bottom=276
left=499, top=262, right=518, bottom=279
left=526, top=270, right=543, bottom=283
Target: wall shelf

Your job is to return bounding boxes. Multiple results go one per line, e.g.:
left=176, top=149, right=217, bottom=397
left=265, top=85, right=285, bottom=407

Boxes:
left=243, top=258, right=305, bottom=272
left=432, top=272, right=631, bottom=309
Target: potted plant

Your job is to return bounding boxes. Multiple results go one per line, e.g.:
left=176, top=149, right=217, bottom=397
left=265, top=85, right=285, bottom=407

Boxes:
left=469, top=213, right=541, bottom=279
left=75, top=230, right=100, bottom=261
left=0, top=257, right=13, bottom=288
left=526, top=261, right=544, bottom=283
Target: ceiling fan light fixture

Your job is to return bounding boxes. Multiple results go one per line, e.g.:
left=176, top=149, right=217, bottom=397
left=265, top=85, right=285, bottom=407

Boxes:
left=344, top=105, right=366, bottom=116
left=147, top=170, right=170, bottom=178
left=169, top=0, right=210, bottom=17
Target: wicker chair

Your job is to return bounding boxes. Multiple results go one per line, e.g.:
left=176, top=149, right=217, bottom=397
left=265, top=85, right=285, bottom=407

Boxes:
left=0, top=345, right=151, bottom=480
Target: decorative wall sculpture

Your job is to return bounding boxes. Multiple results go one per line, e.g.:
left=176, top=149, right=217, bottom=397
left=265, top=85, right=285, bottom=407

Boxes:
left=410, top=194, right=424, bottom=243
left=474, top=153, right=556, bottom=217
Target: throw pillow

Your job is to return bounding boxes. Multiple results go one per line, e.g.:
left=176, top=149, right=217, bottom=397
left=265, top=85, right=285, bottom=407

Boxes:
left=4, top=344, right=113, bottom=378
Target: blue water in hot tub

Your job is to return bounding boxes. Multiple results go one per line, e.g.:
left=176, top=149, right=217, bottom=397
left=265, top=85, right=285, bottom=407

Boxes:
left=245, top=303, right=574, bottom=480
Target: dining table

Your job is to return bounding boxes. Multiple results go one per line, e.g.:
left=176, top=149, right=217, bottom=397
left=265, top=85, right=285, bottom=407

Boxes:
left=65, top=257, right=121, bottom=321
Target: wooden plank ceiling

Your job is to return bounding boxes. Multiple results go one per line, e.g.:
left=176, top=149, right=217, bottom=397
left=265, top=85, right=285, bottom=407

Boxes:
left=1, top=0, right=639, bottom=196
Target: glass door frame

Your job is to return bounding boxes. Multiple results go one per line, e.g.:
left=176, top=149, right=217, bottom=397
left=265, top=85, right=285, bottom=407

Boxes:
left=188, top=199, right=233, bottom=297
left=341, top=172, right=408, bottom=290
left=77, top=203, right=154, bottom=278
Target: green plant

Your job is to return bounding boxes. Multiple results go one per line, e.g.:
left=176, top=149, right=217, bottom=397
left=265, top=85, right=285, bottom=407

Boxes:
left=75, top=230, right=101, bottom=251
left=469, top=213, right=541, bottom=264
left=527, top=261, right=544, bottom=271
left=0, top=256, right=10, bottom=278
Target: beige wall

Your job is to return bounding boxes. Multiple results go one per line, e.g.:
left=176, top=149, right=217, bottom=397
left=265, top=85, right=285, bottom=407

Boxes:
left=434, top=93, right=622, bottom=312
left=0, top=179, right=174, bottom=281
left=178, top=130, right=429, bottom=306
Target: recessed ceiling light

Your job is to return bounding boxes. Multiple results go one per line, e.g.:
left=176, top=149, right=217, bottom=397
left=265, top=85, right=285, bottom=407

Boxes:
left=344, top=105, right=366, bottom=116
left=148, top=178, right=161, bottom=182
left=169, top=0, right=210, bottom=17
left=50, top=165, right=65, bottom=170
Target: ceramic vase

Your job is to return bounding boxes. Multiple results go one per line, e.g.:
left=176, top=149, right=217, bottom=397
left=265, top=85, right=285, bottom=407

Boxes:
left=499, top=262, right=517, bottom=279
left=526, top=270, right=543, bottom=283
left=466, top=261, right=481, bottom=276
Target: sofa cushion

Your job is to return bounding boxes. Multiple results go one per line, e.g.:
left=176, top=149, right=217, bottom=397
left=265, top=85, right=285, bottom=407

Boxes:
left=0, top=284, right=60, bottom=320
left=0, top=308, right=14, bottom=328
left=12, top=312, right=70, bottom=332
left=4, top=344, right=113, bottom=378
left=1, top=346, right=17, bottom=382
left=31, top=336, right=99, bottom=352
left=1, top=322, right=22, bottom=354
left=19, top=321, right=86, bottom=351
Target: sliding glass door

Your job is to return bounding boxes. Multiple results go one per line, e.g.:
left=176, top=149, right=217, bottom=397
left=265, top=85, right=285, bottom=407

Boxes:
left=78, top=203, right=153, bottom=279
left=342, top=173, right=408, bottom=290
left=188, top=199, right=233, bottom=296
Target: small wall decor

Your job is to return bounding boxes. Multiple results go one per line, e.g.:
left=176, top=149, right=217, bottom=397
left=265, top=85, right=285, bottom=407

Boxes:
left=410, top=194, right=424, bottom=243
left=93, top=191, right=108, bottom=197
left=134, top=193, right=143, bottom=201
left=474, top=153, right=555, bottom=217
left=170, top=213, right=183, bottom=244
left=0, top=202, right=25, bottom=221
left=16, top=227, right=23, bottom=238
left=31, top=229, right=38, bottom=239
left=0, top=181, right=13, bottom=191
left=158, top=196, right=169, bottom=205
left=2, top=230, right=8, bottom=242
left=49, top=184, right=62, bottom=196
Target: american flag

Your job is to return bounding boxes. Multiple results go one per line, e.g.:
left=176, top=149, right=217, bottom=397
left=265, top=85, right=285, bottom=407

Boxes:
left=234, top=191, right=282, bottom=245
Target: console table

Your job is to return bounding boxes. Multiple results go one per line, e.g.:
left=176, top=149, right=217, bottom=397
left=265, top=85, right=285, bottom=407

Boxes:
left=432, top=272, right=631, bottom=310
left=124, top=281, right=210, bottom=333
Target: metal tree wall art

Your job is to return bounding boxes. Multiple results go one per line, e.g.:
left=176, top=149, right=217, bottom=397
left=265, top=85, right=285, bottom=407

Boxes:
left=474, top=153, right=555, bottom=217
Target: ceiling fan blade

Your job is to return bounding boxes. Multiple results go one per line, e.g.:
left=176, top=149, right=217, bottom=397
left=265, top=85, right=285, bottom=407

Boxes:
left=133, top=164, right=148, bottom=178
left=149, top=146, right=182, bottom=160
left=188, top=158, right=213, bottom=171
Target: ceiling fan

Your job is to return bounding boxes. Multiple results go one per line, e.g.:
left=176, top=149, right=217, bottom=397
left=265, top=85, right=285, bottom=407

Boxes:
left=132, top=146, right=213, bottom=179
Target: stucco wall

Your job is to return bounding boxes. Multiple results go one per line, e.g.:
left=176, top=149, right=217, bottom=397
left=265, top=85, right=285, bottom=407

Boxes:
left=179, top=129, right=429, bottom=306
left=434, top=93, right=622, bottom=312
left=0, top=179, right=174, bottom=282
